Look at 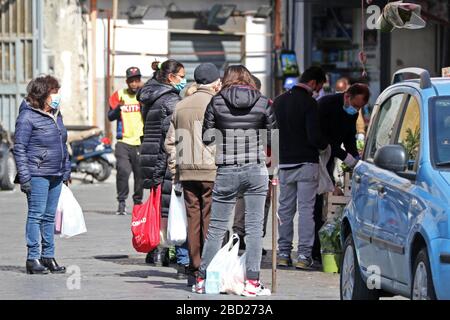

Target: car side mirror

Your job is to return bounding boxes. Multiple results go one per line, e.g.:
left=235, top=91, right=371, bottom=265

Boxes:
left=374, top=144, right=407, bottom=172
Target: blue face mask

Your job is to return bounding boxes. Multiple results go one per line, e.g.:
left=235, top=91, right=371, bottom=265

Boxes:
left=173, top=78, right=187, bottom=92
left=48, top=94, right=61, bottom=110
left=344, top=105, right=359, bottom=116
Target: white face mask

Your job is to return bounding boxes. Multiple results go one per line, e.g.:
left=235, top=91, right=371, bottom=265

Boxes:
left=48, top=94, right=61, bottom=110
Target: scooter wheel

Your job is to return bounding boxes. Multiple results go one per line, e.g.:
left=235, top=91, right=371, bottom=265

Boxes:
left=93, top=159, right=112, bottom=182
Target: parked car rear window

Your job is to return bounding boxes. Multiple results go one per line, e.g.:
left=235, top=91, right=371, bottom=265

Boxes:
left=431, top=96, right=450, bottom=168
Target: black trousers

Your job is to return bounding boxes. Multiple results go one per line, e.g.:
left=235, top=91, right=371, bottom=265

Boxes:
left=115, top=142, right=143, bottom=204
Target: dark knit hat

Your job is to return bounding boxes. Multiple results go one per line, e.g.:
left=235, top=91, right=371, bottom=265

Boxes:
left=194, top=63, right=220, bottom=85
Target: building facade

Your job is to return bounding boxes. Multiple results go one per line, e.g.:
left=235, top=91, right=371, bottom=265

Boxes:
left=93, top=0, right=274, bottom=137
left=0, top=0, right=89, bottom=132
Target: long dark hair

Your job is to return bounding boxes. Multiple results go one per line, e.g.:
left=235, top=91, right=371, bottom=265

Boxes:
left=25, top=75, right=60, bottom=110
left=151, top=59, right=184, bottom=84
left=221, top=65, right=256, bottom=90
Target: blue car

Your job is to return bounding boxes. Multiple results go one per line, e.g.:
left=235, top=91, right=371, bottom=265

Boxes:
left=340, top=68, right=450, bottom=300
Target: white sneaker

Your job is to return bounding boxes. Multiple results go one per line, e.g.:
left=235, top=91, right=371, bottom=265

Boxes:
left=192, top=277, right=205, bottom=294
left=241, top=280, right=271, bottom=297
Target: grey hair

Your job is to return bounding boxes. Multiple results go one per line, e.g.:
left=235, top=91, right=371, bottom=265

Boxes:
left=198, top=78, right=221, bottom=90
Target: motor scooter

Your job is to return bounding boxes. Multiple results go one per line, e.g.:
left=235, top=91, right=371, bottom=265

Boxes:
left=67, top=126, right=116, bottom=182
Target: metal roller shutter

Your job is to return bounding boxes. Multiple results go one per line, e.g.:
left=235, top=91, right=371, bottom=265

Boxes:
left=169, top=33, right=244, bottom=80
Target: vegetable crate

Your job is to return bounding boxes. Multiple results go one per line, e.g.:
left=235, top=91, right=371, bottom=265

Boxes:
left=322, top=172, right=352, bottom=221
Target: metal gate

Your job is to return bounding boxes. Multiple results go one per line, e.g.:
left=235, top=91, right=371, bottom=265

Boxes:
left=169, top=33, right=244, bottom=81
left=0, top=0, right=41, bottom=133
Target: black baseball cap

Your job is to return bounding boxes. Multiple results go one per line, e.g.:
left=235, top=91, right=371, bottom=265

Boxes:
left=126, top=67, right=141, bottom=79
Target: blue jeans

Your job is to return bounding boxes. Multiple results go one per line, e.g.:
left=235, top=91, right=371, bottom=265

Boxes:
left=199, top=163, right=269, bottom=280
left=176, top=241, right=189, bottom=266
left=26, top=176, right=63, bottom=260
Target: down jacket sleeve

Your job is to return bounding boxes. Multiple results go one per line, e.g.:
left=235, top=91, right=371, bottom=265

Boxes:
left=161, top=95, right=181, bottom=151
left=13, top=112, right=32, bottom=184
left=265, top=100, right=277, bottom=131
left=63, top=140, right=71, bottom=182
left=202, top=101, right=216, bottom=146
left=165, top=117, right=177, bottom=178
left=265, top=100, right=277, bottom=148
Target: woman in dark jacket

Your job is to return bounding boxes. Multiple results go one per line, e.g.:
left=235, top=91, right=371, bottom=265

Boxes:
left=137, top=59, right=189, bottom=276
left=194, top=65, right=276, bottom=296
left=13, top=75, right=71, bottom=274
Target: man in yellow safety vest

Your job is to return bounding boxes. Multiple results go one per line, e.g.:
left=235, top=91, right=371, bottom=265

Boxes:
left=108, top=67, right=144, bottom=215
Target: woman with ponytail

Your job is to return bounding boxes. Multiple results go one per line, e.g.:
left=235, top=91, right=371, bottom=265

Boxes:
left=137, top=59, right=190, bottom=278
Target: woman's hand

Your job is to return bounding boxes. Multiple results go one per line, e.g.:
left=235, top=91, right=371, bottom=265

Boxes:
left=20, top=181, right=32, bottom=195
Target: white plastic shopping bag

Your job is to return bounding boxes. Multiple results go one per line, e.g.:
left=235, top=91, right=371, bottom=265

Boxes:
left=58, top=184, right=87, bottom=238
left=318, top=145, right=334, bottom=195
left=222, top=252, right=246, bottom=295
left=205, top=233, right=241, bottom=294
left=167, top=186, right=187, bottom=246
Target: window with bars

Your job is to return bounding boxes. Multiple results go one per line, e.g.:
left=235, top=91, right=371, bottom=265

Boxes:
left=0, top=0, right=37, bottom=132
left=0, top=0, right=34, bottom=83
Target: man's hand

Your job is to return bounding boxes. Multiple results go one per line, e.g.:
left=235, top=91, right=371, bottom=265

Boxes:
left=174, top=182, right=183, bottom=196
left=63, top=179, right=72, bottom=186
left=343, top=153, right=359, bottom=168
left=20, top=181, right=31, bottom=195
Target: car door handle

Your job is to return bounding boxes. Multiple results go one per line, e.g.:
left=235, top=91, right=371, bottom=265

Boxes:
left=377, top=185, right=386, bottom=196
left=354, top=175, right=361, bottom=184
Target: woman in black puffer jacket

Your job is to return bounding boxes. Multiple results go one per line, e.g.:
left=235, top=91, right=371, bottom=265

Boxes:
left=137, top=60, right=189, bottom=274
left=194, top=65, right=277, bottom=296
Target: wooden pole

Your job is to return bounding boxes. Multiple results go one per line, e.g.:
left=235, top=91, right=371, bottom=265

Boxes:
left=270, top=0, right=283, bottom=293
left=105, top=10, right=112, bottom=141
left=274, top=0, right=284, bottom=97
left=274, top=0, right=282, bottom=50
left=271, top=176, right=278, bottom=294
left=111, top=0, right=118, bottom=94
left=90, top=0, right=97, bottom=127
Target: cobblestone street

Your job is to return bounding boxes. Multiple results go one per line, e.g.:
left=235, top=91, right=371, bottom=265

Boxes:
left=0, top=174, right=341, bottom=300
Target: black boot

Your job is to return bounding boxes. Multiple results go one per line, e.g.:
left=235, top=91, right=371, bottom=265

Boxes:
left=26, top=259, right=50, bottom=275
left=187, top=269, right=197, bottom=287
left=161, top=248, right=170, bottom=267
left=145, top=249, right=158, bottom=264
left=176, top=264, right=189, bottom=280
left=40, top=258, right=66, bottom=274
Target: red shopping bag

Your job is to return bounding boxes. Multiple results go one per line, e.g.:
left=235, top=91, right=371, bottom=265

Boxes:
left=131, top=185, right=162, bottom=253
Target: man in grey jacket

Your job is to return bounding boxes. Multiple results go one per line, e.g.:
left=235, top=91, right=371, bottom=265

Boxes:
left=165, top=63, right=221, bottom=286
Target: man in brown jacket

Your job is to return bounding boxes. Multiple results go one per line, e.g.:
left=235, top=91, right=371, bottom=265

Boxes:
left=165, top=63, right=221, bottom=286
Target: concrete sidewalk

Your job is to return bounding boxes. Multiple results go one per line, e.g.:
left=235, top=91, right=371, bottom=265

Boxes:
left=0, top=174, right=340, bottom=300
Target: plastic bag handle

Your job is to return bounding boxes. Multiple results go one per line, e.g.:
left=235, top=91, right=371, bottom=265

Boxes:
left=228, top=233, right=241, bottom=255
